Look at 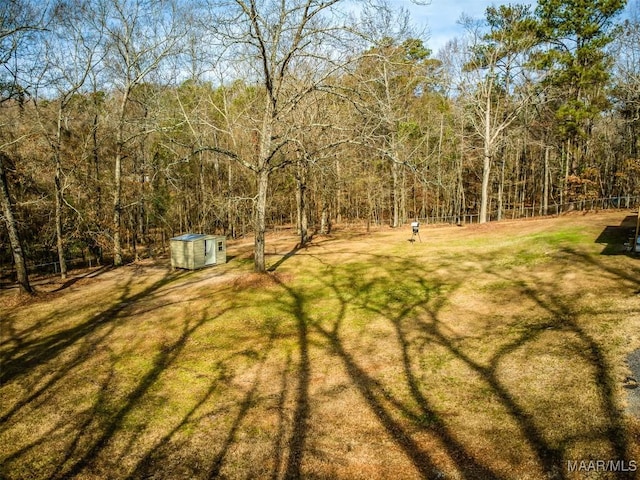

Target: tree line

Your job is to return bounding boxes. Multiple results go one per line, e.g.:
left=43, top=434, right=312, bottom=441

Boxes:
left=1, top=0, right=638, bottom=292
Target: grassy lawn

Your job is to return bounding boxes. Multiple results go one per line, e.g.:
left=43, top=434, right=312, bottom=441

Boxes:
left=1, top=211, right=640, bottom=479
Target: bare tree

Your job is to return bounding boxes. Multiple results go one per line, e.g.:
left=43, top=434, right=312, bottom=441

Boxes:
left=612, top=0, right=640, bottom=160
left=350, top=36, right=435, bottom=227
left=0, top=0, right=45, bottom=294
left=460, top=5, right=538, bottom=223
left=195, top=0, right=354, bottom=272
left=94, top=0, right=187, bottom=266
left=0, top=152, right=32, bottom=293
left=290, top=89, right=350, bottom=245
left=33, top=0, right=105, bottom=279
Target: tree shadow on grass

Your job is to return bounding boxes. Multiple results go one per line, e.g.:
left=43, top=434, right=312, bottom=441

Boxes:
left=269, top=276, right=311, bottom=480
left=561, top=246, right=640, bottom=289
left=411, top=299, right=567, bottom=479
left=282, top=248, right=636, bottom=479
left=50, top=265, right=114, bottom=292
left=271, top=352, right=293, bottom=480
left=58, top=306, right=235, bottom=480
left=2, top=263, right=302, bottom=480
left=1, top=361, right=118, bottom=473
left=265, top=255, right=505, bottom=478
left=2, top=238, right=636, bottom=480
left=0, top=270, right=190, bottom=386
left=122, top=311, right=290, bottom=480
left=312, top=263, right=506, bottom=479
left=268, top=245, right=303, bottom=272
left=418, top=252, right=635, bottom=479
left=518, top=283, right=631, bottom=464
left=0, top=268, right=232, bottom=479
left=0, top=270, right=199, bottom=438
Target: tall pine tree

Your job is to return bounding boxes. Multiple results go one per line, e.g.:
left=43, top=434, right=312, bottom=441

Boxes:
left=534, top=0, right=626, bottom=186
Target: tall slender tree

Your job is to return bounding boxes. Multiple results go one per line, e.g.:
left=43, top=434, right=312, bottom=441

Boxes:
left=94, top=0, right=187, bottom=266
left=612, top=0, right=640, bottom=162
left=461, top=5, right=538, bottom=223
left=351, top=36, right=435, bottom=227
left=0, top=0, right=44, bottom=294
left=34, top=0, right=105, bottom=279
left=534, top=0, right=627, bottom=190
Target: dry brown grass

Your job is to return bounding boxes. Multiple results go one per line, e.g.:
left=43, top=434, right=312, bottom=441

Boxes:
left=1, top=211, right=640, bottom=479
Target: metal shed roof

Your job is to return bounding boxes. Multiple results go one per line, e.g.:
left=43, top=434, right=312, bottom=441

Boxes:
left=171, top=233, right=207, bottom=242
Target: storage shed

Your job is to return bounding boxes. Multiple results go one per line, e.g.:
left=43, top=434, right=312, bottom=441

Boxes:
left=170, top=234, right=226, bottom=270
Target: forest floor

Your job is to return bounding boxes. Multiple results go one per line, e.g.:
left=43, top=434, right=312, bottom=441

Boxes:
left=1, top=210, right=640, bottom=480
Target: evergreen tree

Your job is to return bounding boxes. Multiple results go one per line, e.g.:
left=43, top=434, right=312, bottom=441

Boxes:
left=533, top=0, right=627, bottom=178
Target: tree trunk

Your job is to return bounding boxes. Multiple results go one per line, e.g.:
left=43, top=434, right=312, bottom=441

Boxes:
left=335, top=159, right=342, bottom=224
left=543, top=146, right=550, bottom=216
left=92, top=107, right=101, bottom=213
left=480, top=149, right=491, bottom=224
left=635, top=207, right=640, bottom=253
left=564, top=138, right=570, bottom=205
left=113, top=148, right=123, bottom=266
left=113, top=92, right=129, bottom=267
left=0, top=154, right=32, bottom=294
left=254, top=168, right=269, bottom=272
left=295, top=160, right=308, bottom=246
left=480, top=96, right=492, bottom=224
left=400, top=167, right=406, bottom=225
left=497, top=154, right=505, bottom=221
left=253, top=93, right=276, bottom=273
left=54, top=108, right=68, bottom=279
left=199, top=152, right=206, bottom=231
left=391, top=160, right=400, bottom=227
left=458, top=118, right=466, bottom=224
left=320, top=200, right=331, bottom=234
left=54, top=155, right=67, bottom=279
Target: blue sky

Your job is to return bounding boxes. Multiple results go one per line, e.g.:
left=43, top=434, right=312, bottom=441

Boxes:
left=394, top=0, right=633, bottom=54
left=394, top=0, right=537, bottom=53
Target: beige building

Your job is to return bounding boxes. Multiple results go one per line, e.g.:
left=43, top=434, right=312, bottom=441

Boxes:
left=170, top=234, right=226, bottom=270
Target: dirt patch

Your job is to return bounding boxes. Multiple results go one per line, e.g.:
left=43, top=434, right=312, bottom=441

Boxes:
left=231, top=271, right=294, bottom=290
left=0, top=290, right=40, bottom=309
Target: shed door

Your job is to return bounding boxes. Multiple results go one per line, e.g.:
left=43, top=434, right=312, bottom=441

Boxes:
left=204, top=239, right=216, bottom=265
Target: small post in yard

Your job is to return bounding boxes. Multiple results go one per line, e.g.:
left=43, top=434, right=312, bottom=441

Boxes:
left=410, top=220, right=421, bottom=243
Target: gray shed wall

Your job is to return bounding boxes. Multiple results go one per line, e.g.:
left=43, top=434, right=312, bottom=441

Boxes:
left=192, top=238, right=206, bottom=268
left=214, top=237, right=227, bottom=264
left=170, top=239, right=192, bottom=269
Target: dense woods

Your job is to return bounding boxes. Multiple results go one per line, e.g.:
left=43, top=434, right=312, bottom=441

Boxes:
left=1, top=0, right=639, bottom=285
